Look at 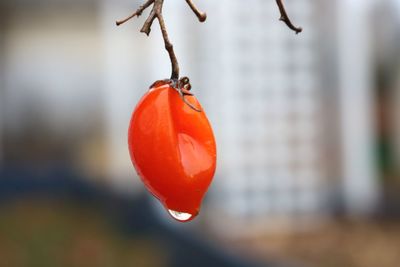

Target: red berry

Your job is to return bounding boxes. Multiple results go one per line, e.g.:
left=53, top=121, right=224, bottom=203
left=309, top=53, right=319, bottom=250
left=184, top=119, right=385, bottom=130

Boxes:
left=128, top=80, right=217, bottom=222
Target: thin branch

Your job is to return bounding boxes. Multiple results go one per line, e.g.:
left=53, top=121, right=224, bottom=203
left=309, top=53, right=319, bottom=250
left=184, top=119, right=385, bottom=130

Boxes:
left=116, top=0, right=207, bottom=80
left=140, top=6, right=157, bottom=36
left=117, top=1, right=302, bottom=111
left=276, top=0, right=302, bottom=34
left=115, top=0, right=154, bottom=26
left=185, top=0, right=207, bottom=22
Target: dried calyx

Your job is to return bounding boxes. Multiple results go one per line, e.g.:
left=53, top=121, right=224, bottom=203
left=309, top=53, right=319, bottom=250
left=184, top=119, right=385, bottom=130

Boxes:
left=150, top=77, right=201, bottom=112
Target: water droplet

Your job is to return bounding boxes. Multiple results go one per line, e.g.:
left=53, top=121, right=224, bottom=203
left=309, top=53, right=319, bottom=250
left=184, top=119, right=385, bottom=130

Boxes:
left=168, top=209, right=194, bottom=222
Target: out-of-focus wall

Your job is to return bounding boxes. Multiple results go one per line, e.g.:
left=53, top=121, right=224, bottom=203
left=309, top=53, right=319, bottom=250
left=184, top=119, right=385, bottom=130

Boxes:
left=0, top=1, right=107, bottom=178
left=337, top=0, right=380, bottom=216
left=194, top=0, right=329, bottom=235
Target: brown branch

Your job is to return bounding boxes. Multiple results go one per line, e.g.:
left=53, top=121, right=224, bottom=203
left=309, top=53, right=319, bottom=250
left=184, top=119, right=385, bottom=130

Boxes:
left=116, top=0, right=207, bottom=80
left=116, top=1, right=301, bottom=81
left=276, top=0, right=302, bottom=34
left=140, top=5, right=157, bottom=36
left=185, top=0, right=207, bottom=22
left=115, top=0, right=154, bottom=26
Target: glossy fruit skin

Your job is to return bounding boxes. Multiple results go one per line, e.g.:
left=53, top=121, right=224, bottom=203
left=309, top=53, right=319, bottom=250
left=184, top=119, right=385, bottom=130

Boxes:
left=128, top=81, right=217, bottom=221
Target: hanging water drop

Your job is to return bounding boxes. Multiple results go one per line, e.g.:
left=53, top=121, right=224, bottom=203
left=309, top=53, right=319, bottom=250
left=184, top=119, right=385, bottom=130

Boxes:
left=168, top=209, right=195, bottom=222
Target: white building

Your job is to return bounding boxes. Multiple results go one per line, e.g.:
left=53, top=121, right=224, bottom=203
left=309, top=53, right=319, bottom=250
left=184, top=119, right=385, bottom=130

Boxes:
left=181, top=0, right=380, bottom=235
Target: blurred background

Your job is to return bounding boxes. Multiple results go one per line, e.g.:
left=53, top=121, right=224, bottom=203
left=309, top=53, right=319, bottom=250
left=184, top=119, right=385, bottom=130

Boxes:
left=0, top=0, right=400, bottom=266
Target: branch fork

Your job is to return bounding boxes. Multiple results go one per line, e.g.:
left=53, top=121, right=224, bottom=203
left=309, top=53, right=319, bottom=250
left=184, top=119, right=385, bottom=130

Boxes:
left=116, top=0, right=207, bottom=80
left=116, top=0, right=301, bottom=109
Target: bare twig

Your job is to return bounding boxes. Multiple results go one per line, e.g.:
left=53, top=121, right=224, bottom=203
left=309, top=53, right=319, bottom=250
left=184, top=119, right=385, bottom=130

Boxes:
left=140, top=2, right=157, bottom=36
left=117, top=0, right=301, bottom=80
left=116, top=0, right=206, bottom=80
left=276, top=0, right=302, bottom=34
left=185, top=0, right=207, bottom=22
left=115, top=0, right=154, bottom=26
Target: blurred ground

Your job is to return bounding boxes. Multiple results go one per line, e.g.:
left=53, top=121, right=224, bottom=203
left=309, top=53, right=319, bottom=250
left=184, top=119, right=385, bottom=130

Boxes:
left=2, top=195, right=399, bottom=267
left=0, top=200, right=167, bottom=267
left=222, top=220, right=400, bottom=267
left=0, top=170, right=269, bottom=267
